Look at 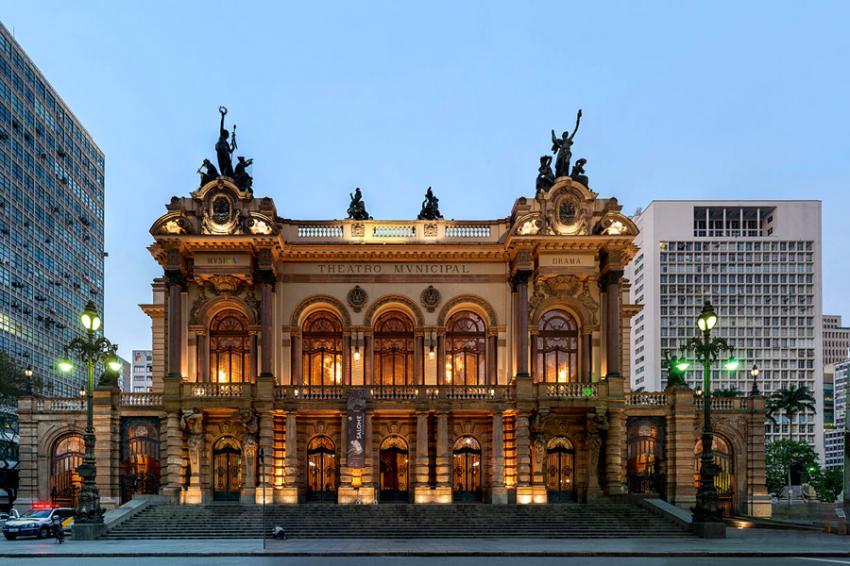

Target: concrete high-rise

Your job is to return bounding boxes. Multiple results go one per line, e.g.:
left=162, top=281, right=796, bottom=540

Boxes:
left=0, top=23, right=105, bottom=396
left=129, top=350, right=153, bottom=392
left=823, top=315, right=850, bottom=366
left=626, top=201, right=823, bottom=453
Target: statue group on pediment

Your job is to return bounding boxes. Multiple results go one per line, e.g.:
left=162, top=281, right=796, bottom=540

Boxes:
left=197, top=106, right=254, bottom=192
left=346, top=186, right=443, bottom=221
left=537, top=109, right=590, bottom=192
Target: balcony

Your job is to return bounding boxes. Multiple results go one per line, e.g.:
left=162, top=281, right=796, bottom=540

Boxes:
left=183, top=382, right=254, bottom=399
left=272, top=385, right=513, bottom=404
left=537, top=382, right=599, bottom=400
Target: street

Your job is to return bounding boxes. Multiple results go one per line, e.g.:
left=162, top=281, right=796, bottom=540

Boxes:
left=10, top=558, right=850, bottom=566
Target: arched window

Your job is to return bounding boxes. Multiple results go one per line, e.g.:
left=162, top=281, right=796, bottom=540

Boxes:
left=627, top=418, right=664, bottom=494
left=694, top=435, right=735, bottom=516
left=120, top=420, right=161, bottom=504
left=51, top=434, right=84, bottom=507
left=209, top=310, right=251, bottom=383
left=445, top=311, right=486, bottom=386
left=373, top=311, right=414, bottom=386
left=535, top=310, right=578, bottom=383
left=302, top=311, right=344, bottom=386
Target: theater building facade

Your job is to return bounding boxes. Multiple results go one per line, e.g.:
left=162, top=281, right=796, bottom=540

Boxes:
left=16, top=174, right=770, bottom=517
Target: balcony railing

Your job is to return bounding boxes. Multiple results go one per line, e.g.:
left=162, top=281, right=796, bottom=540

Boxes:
left=538, top=382, right=599, bottom=399
left=444, top=224, right=491, bottom=238
left=695, top=396, right=749, bottom=410
left=33, top=398, right=86, bottom=412
left=273, top=385, right=513, bottom=402
left=626, top=392, right=667, bottom=406
left=120, top=393, right=163, bottom=407
left=185, top=383, right=252, bottom=399
left=297, top=225, right=343, bottom=238
left=370, top=386, right=420, bottom=400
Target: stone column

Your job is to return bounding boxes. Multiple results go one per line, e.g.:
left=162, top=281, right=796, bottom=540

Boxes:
left=511, top=271, right=532, bottom=379
left=162, top=411, right=184, bottom=501
left=604, top=408, right=626, bottom=495
left=343, top=334, right=352, bottom=385
left=166, top=271, right=184, bottom=379
left=196, top=331, right=208, bottom=382
left=361, top=411, right=375, bottom=503
left=364, top=335, right=373, bottom=386
left=415, top=411, right=430, bottom=502
left=436, top=334, right=446, bottom=385
left=665, top=385, right=697, bottom=508
left=241, top=437, right=257, bottom=504
left=435, top=412, right=451, bottom=502
left=747, top=395, right=771, bottom=517
left=582, top=333, right=592, bottom=382
left=258, top=411, right=274, bottom=504
left=491, top=412, right=507, bottom=503
left=339, top=412, right=350, bottom=502
left=292, top=334, right=302, bottom=386
left=14, top=397, right=37, bottom=507
left=259, top=275, right=274, bottom=378
left=487, top=334, right=498, bottom=385
left=603, top=271, right=623, bottom=378
left=414, top=335, right=425, bottom=386
left=515, top=412, right=533, bottom=503
left=248, top=332, right=258, bottom=382
left=184, top=412, right=203, bottom=504
left=282, top=412, right=299, bottom=503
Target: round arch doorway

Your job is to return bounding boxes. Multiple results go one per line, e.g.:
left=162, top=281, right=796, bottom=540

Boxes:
left=546, top=436, right=576, bottom=502
left=213, top=437, right=242, bottom=502
left=306, top=435, right=337, bottom=502
left=379, top=436, right=409, bottom=502
left=452, top=436, right=482, bottom=502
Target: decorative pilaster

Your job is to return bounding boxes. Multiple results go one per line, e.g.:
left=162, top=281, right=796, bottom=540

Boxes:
left=414, top=411, right=430, bottom=503
left=491, top=412, right=507, bottom=503
left=257, top=411, right=274, bottom=504
left=601, top=269, right=623, bottom=378
left=162, top=411, right=183, bottom=501
left=435, top=412, right=451, bottom=502
left=196, top=331, right=208, bottom=382
left=258, top=268, right=275, bottom=379
left=511, top=271, right=533, bottom=379
left=282, top=412, right=299, bottom=503
left=165, top=266, right=185, bottom=380
left=604, top=408, right=626, bottom=495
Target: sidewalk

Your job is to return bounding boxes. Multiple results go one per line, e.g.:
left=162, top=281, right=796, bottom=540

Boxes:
left=0, top=528, right=849, bottom=557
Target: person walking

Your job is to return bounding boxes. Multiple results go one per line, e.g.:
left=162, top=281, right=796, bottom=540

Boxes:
left=52, top=514, right=65, bottom=544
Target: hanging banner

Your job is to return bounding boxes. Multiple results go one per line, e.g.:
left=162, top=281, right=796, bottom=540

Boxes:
left=346, top=389, right=367, bottom=469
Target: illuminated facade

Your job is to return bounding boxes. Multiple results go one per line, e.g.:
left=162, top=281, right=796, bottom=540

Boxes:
left=16, top=150, right=770, bottom=518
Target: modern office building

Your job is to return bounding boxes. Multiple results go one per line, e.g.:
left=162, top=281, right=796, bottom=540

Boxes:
left=116, top=355, right=131, bottom=392
left=626, top=201, right=823, bottom=453
left=824, top=360, right=848, bottom=469
left=129, top=350, right=153, bottom=392
left=0, top=23, right=106, bottom=396
left=823, top=315, right=850, bottom=365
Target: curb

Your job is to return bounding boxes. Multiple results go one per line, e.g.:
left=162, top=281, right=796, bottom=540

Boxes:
left=5, top=551, right=850, bottom=558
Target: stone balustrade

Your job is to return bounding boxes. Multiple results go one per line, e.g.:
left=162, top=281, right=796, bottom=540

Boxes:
left=694, top=396, right=749, bottom=410
left=33, top=397, right=86, bottom=412
left=626, top=392, right=668, bottom=406
left=184, top=382, right=252, bottom=399
left=120, top=392, right=163, bottom=407
left=538, top=382, right=599, bottom=399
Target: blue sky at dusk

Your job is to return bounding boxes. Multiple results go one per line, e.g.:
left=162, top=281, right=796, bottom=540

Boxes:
left=2, top=1, right=848, bottom=359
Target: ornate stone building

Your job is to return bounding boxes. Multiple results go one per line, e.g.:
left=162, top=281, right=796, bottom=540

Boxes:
left=15, top=163, right=770, bottom=517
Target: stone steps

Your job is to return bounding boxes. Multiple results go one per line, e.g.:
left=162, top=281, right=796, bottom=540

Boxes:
left=102, top=503, right=691, bottom=539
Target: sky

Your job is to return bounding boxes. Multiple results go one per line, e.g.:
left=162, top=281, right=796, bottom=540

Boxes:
left=1, top=1, right=849, bottom=360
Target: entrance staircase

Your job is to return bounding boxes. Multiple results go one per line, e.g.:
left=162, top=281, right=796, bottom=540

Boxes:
left=101, top=502, right=691, bottom=539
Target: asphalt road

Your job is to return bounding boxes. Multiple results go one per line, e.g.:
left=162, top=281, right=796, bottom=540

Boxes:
left=12, top=558, right=850, bottom=566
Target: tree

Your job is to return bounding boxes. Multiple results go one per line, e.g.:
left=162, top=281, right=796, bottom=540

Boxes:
left=809, top=467, right=844, bottom=503
left=712, top=387, right=741, bottom=398
left=0, top=350, right=39, bottom=406
left=766, top=384, right=816, bottom=442
left=765, top=439, right=819, bottom=497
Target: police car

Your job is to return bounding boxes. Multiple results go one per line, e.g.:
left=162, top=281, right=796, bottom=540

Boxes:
left=2, top=506, right=74, bottom=540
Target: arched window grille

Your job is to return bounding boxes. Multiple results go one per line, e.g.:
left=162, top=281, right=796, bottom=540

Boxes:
left=302, top=311, right=344, bottom=387
left=535, top=309, right=579, bottom=383
left=445, top=311, right=486, bottom=386
left=51, top=434, right=84, bottom=508
left=373, top=311, right=414, bottom=387
left=209, top=310, right=251, bottom=383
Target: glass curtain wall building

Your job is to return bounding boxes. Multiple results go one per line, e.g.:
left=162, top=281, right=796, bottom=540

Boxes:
left=626, top=201, right=823, bottom=454
left=0, top=23, right=105, bottom=396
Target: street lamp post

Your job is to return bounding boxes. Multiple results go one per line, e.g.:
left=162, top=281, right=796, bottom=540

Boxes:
left=750, top=364, right=760, bottom=397
left=57, top=301, right=121, bottom=537
left=24, top=365, right=33, bottom=395
left=679, top=300, right=738, bottom=539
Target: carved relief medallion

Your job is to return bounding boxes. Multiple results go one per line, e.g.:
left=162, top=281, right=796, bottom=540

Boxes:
left=420, top=285, right=441, bottom=313
left=347, top=285, right=368, bottom=313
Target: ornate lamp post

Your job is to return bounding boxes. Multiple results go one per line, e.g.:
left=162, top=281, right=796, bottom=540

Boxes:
left=678, top=300, right=739, bottom=538
left=750, top=364, right=760, bottom=397
left=24, top=365, right=33, bottom=395
left=57, top=301, right=121, bottom=534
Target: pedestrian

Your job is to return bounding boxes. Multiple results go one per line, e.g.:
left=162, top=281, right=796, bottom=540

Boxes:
left=52, top=514, right=65, bottom=544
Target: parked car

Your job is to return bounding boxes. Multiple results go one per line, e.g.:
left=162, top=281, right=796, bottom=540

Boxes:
left=2, top=507, right=74, bottom=540
left=0, top=509, right=20, bottom=529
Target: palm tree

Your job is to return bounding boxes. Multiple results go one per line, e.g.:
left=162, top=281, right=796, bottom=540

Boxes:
left=766, top=384, right=816, bottom=442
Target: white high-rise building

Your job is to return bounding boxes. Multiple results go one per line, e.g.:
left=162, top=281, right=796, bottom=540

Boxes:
left=626, top=201, right=823, bottom=454
left=129, top=350, right=153, bottom=392
left=823, top=315, right=850, bottom=365
left=824, top=361, right=848, bottom=469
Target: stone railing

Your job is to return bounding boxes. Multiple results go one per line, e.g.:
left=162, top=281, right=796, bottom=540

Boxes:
left=694, top=396, right=749, bottom=410
left=297, top=224, right=343, bottom=238
left=429, top=385, right=513, bottom=401
left=538, top=382, right=599, bottom=399
left=120, top=393, right=163, bottom=407
left=626, top=392, right=667, bottom=406
left=278, top=386, right=346, bottom=400
left=34, top=397, right=86, bottom=412
left=372, top=224, right=416, bottom=238
left=443, top=224, right=491, bottom=238
left=370, top=386, right=420, bottom=400
left=185, top=383, right=252, bottom=399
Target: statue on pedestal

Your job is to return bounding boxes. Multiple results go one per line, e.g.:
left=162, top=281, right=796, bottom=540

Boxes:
left=417, top=187, right=443, bottom=220
left=347, top=187, right=372, bottom=220
left=536, top=155, right=555, bottom=194
left=215, top=106, right=237, bottom=178
left=551, top=109, right=583, bottom=178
